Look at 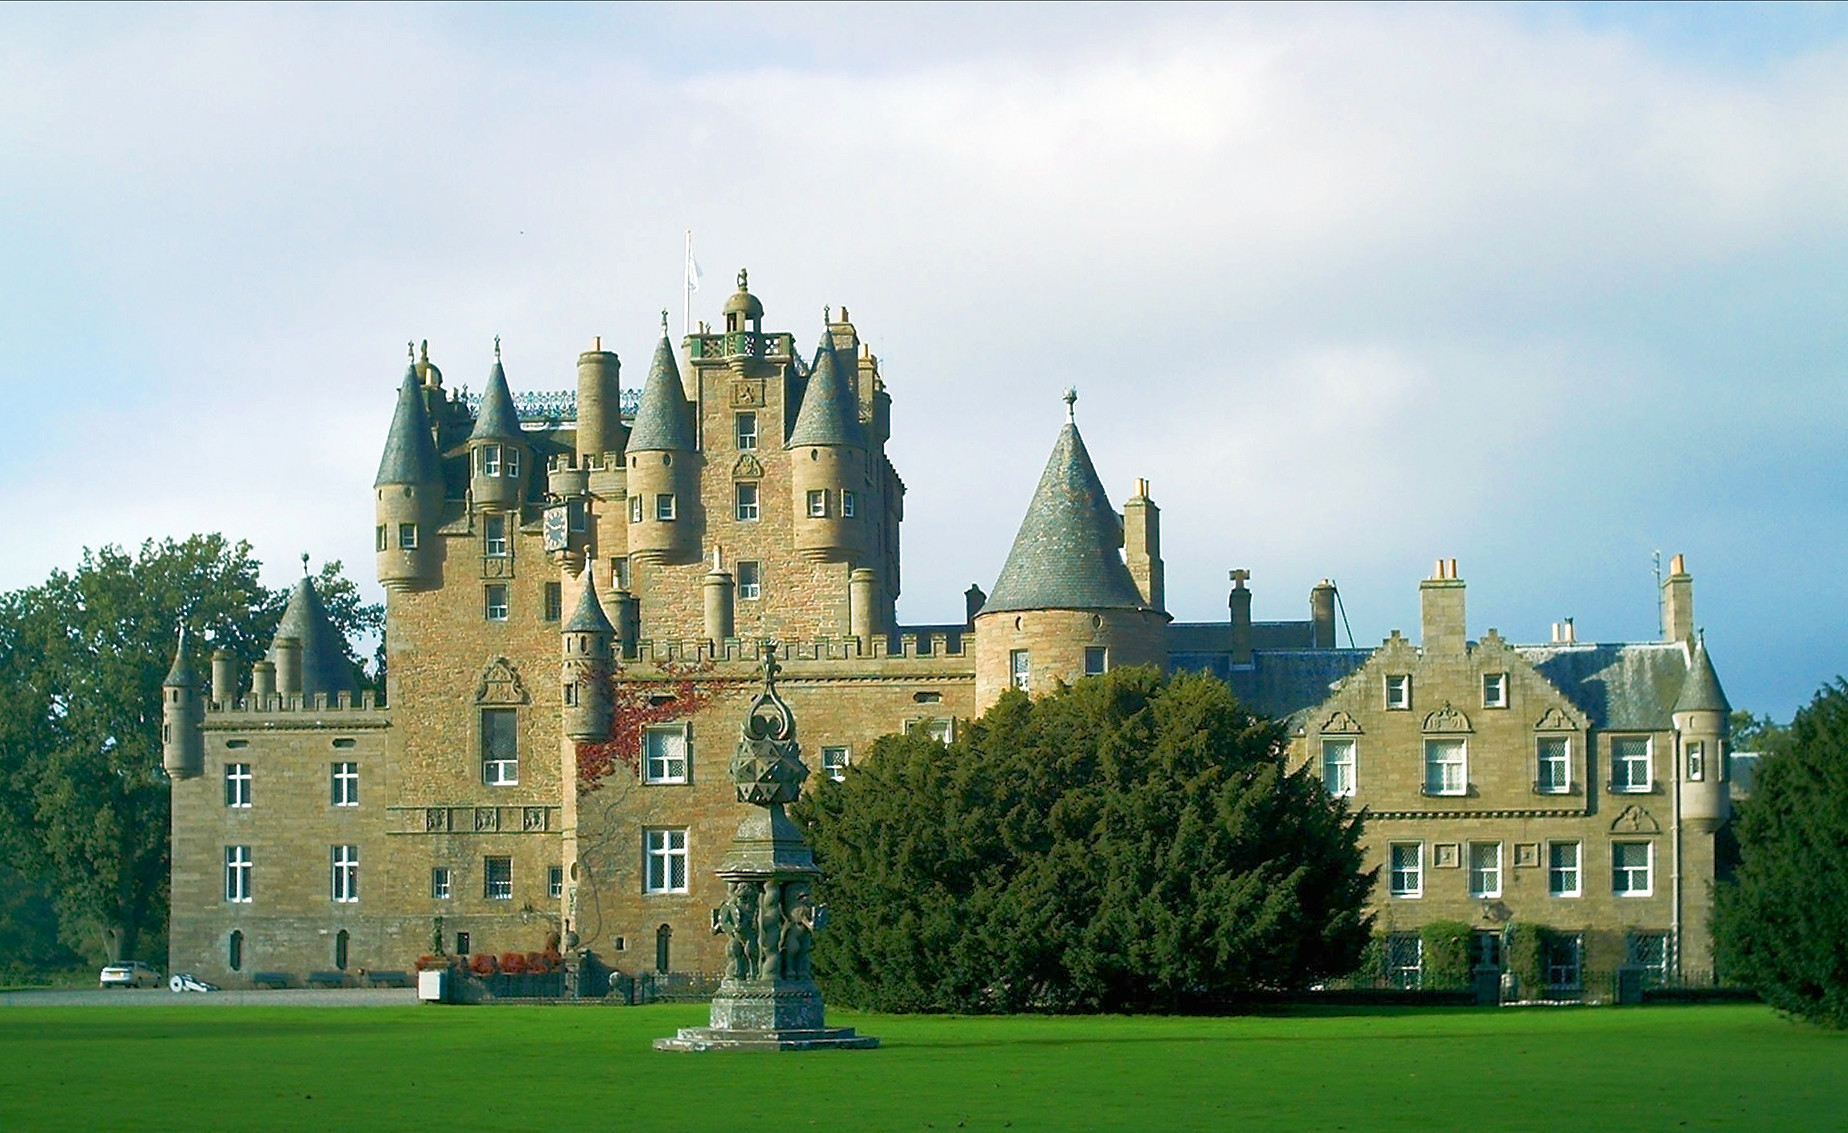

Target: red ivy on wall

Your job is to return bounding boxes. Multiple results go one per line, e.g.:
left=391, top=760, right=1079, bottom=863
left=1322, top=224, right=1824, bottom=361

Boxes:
left=576, top=659, right=739, bottom=794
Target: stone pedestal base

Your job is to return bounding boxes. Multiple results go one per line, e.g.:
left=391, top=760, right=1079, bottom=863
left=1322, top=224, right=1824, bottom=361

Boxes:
left=654, top=1026, right=879, bottom=1052
left=654, top=977, right=878, bottom=1052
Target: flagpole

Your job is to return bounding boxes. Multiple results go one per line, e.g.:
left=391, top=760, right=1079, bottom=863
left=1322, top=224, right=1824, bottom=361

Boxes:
left=683, top=229, right=692, bottom=337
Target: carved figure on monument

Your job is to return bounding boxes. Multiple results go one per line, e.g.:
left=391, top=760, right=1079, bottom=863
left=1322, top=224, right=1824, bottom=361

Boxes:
left=781, top=882, right=816, bottom=982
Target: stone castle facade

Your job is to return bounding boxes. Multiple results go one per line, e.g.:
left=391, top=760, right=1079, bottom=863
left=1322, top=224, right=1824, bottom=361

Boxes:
left=162, top=272, right=1732, bottom=993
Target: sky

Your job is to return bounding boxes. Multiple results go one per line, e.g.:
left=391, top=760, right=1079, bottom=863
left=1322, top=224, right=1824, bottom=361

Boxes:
left=2, top=1, right=1845, bottom=720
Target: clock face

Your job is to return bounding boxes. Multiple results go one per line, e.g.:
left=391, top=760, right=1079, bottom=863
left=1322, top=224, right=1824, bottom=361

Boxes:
left=542, top=506, right=569, bottom=552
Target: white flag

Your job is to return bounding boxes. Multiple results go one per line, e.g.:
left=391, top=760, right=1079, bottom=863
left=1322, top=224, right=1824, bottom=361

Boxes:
left=685, top=234, right=702, bottom=293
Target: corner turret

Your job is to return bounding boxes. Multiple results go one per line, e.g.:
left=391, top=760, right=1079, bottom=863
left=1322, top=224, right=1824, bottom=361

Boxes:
left=787, top=321, right=868, bottom=563
left=562, top=567, right=615, bottom=742
left=375, top=347, right=444, bottom=592
left=625, top=315, right=702, bottom=566
left=266, top=564, right=357, bottom=703
left=972, top=393, right=1168, bottom=709
left=161, top=628, right=203, bottom=779
left=468, top=338, right=530, bottom=512
left=1675, top=632, right=1731, bottom=831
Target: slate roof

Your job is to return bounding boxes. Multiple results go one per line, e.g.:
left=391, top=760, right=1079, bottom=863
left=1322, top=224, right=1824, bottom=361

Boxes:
left=1673, top=639, right=1730, bottom=714
left=981, top=422, right=1149, bottom=614
left=375, top=364, right=442, bottom=487
left=269, top=576, right=356, bottom=699
left=1168, top=620, right=1316, bottom=653
left=627, top=333, right=696, bottom=452
left=788, top=338, right=865, bottom=448
left=564, top=569, right=614, bottom=634
left=468, top=356, right=522, bottom=442
left=164, top=627, right=195, bottom=688
left=1171, top=647, right=1372, bottom=724
left=1517, top=642, right=1690, bottom=731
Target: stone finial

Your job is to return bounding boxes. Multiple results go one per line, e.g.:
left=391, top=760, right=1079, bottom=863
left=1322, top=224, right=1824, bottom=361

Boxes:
left=1063, top=387, right=1078, bottom=422
left=737, top=268, right=749, bottom=291
left=300, top=552, right=310, bottom=577
left=493, top=335, right=501, bottom=361
left=661, top=309, right=669, bottom=333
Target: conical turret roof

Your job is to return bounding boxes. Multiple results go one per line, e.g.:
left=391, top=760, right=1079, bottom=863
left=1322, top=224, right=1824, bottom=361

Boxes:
left=375, top=362, right=442, bottom=487
left=789, top=333, right=866, bottom=448
left=163, top=627, right=195, bottom=688
left=469, top=345, right=522, bottom=442
left=981, top=411, right=1149, bottom=615
left=627, top=331, right=696, bottom=451
left=269, top=573, right=356, bottom=699
left=1674, top=637, right=1731, bottom=714
left=565, top=568, right=614, bottom=634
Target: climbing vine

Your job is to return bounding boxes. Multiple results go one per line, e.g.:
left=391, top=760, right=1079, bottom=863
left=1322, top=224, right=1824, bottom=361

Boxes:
left=575, top=659, right=740, bottom=794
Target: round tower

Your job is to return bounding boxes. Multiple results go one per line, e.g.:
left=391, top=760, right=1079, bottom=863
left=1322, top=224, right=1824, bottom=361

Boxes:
left=577, top=340, right=626, bottom=465
left=972, top=394, right=1169, bottom=710
left=468, top=338, right=530, bottom=512
left=626, top=315, right=702, bottom=566
left=562, top=568, right=615, bottom=742
left=161, top=628, right=203, bottom=780
left=210, top=647, right=235, bottom=710
left=788, top=322, right=867, bottom=563
left=1675, top=634, right=1732, bottom=831
left=703, top=549, right=736, bottom=644
left=375, top=347, right=444, bottom=592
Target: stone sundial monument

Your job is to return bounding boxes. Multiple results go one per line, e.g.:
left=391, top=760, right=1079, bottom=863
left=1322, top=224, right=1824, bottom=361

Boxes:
left=655, top=646, right=878, bottom=1052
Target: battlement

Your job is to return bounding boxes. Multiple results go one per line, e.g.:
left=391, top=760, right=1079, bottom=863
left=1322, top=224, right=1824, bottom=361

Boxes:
left=548, top=451, right=624, bottom=474
left=621, top=627, right=970, bottom=670
left=687, top=331, right=798, bottom=364
left=206, top=689, right=388, bottom=717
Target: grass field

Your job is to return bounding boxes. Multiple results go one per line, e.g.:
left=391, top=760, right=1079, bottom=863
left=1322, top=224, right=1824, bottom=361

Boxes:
left=1, top=1002, right=1843, bottom=1131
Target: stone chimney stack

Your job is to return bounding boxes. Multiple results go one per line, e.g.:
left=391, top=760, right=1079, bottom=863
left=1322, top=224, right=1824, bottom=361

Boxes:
left=1662, top=553, right=1694, bottom=644
left=1421, top=558, right=1467, bottom=656
left=1310, top=580, right=1336, bottom=649
left=1229, top=569, right=1253, bottom=666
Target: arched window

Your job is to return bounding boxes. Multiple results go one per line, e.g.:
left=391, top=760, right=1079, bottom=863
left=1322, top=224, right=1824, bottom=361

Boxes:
left=227, top=930, right=243, bottom=972
left=655, top=924, right=672, bottom=973
left=335, top=929, right=350, bottom=971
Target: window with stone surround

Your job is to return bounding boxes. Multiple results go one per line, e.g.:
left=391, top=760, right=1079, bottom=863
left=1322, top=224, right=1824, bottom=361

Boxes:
left=842, top=489, right=856, bottom=518
left=1385, top=674, right=1411, bottom=710
left=735, top=481, right=760, bottom=522
left=332, top=762, right=358, bottom=807
left=432, top=867, right=452, bottom=900
left=543, top=581, right=562, bottom=622
left=655, top=493, right=677, bottom=521
left=484, top=856, right=513, bottom=900
left=1611, top=737, right=1652, bottom=793
left=549, top=865, right=565, bottom=899
left=1626, top=932, right=1669, bottom=985
left=807, top=489, right=828, bottom=518
left=375, top=524, right=387, bottom=552
left=1482, top=672, right=1508, bottom=708
left=482, top=708, right=518, bottom=785
left=1548, top=841, right=1580, bottom=896
left=737, top=561, right=761, bottom=600
left=643, top=724, right=689, bottom=784
left=1686, top=740, right=1706, bottom=782
left=1613, top=841, right=1653, bottom=896
left=1322, top=739, right=1356, bottom=798
left=225, top=763, right=251, bottom=808
left=1424, top=738, right=1467, bottom=795
left=1084, top=646, right=1107, bottom=678
left=644, top=829, right=688, bottom=894
left=331, top=845, right=359, bottom=903
left=629, top=495, right=642, bottom=523
left=1010, top=649, right=1030, bottom=691
left=483, top=513, right=508, bottom=557
left=1389, top=843, right=1422, bottom=897
left=225, top=846, right=252, bottom=903
left=1537, top=737, right=1571, bottom=793
left=1468, top=842, right=1502, bottom=898
left=822, top=746, right=850, bottom=782
left=399, top=522, right=418, bottom=550
left=484, top=584, right=509, bottom=622
left=735, top=411, right=757, bottom=450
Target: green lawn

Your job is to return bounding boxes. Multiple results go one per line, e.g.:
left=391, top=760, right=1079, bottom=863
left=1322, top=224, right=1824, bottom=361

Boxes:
left=0, top=1003, right=1842, bottom=1131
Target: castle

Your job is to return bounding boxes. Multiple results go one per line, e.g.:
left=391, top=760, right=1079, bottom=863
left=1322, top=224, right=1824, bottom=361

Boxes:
left=162, top=272, right=1732, bottom=994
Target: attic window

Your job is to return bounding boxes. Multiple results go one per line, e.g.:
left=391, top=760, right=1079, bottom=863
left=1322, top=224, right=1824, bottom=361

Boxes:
left=648, top=694, right=678, bottom=708
left=912, top=691, right=942, bottom=704
left=226, top=739, right=250, bottom=749
left=332, top=738, right=357, bottom=749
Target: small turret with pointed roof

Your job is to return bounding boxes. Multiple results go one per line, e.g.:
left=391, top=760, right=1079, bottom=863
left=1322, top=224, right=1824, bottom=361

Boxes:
left=562, top=565, right=614, bottom=742
left=789, top=329, right=866, bottom=449
left=1675, top=634, right=1731, bottom=715
left=162, top=626, right=203, bottom=779
left=628, top=315, right=697, bottom=453
left=269, top=563, right=356, bottom=702
left=788, top=312, right=868, bottom=563
left=626, top=313, right=703, bottom=565
left=972, top=394, right=1169, bottom=709
left=376, top=345, right=445, bottom=592
left=468, top=337, right=530, bottom=511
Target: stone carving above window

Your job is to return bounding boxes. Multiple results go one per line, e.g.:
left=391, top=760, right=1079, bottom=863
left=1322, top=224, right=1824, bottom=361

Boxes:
left=1320, top=710, right=1363, bottom=734
left=730, top=379, right=765, bottom=408
left=1533, top=706, right=1579, bottom=731
left=476, top=656, right=528, bottom=705
left=1422, top=702, right=1472, bottom=733
left=1610, top=804, right=1662, bottom=834
left=733, top=453, right=765, bottom=480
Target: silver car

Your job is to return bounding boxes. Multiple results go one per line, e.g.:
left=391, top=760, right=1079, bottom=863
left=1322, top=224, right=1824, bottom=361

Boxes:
left=99, top=961, right=162, bottom=988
